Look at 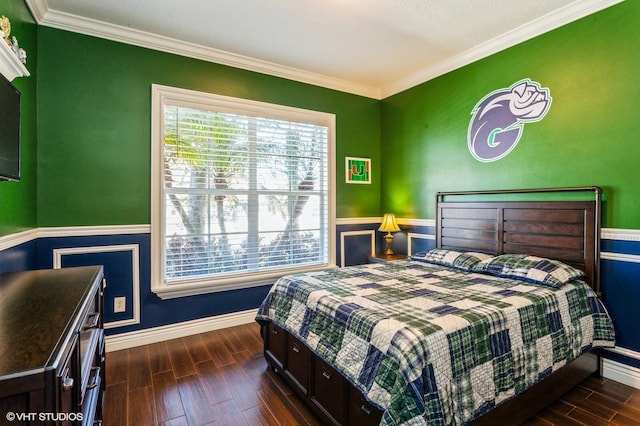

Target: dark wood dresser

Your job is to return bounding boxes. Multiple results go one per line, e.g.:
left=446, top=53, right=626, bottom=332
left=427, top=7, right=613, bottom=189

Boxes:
left=0, top=266, right=105, bottom=425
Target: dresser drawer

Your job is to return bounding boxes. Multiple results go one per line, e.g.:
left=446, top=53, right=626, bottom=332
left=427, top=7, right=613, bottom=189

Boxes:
left=57, top=334, right=80, bottom=416
left=81, top=366, right=102, bottom=425
left=0, top=267, right=105, bottom=426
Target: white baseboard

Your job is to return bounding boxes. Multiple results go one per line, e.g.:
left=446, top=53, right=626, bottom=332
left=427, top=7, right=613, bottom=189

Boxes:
left=603, top=358, right=640, bottom=390
left=105, top=308, right=258, bottom=352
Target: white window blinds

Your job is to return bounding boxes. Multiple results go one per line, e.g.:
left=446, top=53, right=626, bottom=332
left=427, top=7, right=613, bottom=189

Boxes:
left=153, top=86, right=334, bottom=292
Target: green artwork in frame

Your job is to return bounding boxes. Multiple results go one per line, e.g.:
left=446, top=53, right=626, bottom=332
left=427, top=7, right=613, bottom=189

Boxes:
left=345, top=157, right=371, bottom=184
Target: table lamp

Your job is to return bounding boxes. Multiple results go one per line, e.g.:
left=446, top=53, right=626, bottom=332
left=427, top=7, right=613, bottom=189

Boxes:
left=378, top=213, right=401, bottom=255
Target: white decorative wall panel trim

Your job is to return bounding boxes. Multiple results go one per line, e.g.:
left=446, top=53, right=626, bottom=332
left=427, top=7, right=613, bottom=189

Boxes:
left=601, top=252, right=640, bottom=264
left=606, top=346, right=640, bottom=362
left=407, top=232, right=435, bottom=256
left=340, top=230, right=375, bottom=267
left=53, top=244, right=141, bottom=329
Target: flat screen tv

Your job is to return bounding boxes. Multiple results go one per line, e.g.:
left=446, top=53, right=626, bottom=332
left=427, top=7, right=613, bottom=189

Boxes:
left=0, top=74, right=21, bottom=181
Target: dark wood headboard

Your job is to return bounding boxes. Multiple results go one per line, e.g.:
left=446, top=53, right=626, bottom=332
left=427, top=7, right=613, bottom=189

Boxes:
left=435, top=187, right=602, bottom=292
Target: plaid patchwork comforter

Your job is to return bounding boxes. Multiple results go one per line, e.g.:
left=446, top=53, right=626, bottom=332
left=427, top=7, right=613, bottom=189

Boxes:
left=256, top=260, right=615, bottom=425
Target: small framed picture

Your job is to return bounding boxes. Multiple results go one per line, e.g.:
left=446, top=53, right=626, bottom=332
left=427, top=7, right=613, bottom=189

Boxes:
left=345, top=157, right=371, bottom=184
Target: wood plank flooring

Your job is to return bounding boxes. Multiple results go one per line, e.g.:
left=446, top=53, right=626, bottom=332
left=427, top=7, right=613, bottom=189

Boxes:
left=104, top=323, right=640, bottom=425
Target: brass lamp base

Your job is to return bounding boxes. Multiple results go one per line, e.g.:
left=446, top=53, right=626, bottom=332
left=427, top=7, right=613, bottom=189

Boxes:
left=383, top=232, right=395, bottom=255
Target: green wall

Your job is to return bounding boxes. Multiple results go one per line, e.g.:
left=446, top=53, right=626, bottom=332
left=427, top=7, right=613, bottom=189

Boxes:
left=0, top=0, right=37, bottom=236
left=13, top=1, right=640, bottom=231
left=381, top=1, right=639, bottom=229
left=36, top=27, right=381, bottom=226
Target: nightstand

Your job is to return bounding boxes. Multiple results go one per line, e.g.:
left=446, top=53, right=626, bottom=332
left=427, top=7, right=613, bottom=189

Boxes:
left=365, top=253, right=409, bottom=263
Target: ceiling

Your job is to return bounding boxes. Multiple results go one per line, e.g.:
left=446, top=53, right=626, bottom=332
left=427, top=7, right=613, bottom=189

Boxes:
left=26, top=0, right=621, bottom=99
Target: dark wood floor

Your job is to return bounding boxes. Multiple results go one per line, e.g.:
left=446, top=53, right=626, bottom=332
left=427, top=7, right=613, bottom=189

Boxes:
left=104, top=323, right=640, bottom=426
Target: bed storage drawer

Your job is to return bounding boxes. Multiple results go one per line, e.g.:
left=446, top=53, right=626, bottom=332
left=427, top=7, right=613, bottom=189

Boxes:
left=260, top=322, right=385, bottom=425
left=312, top=357, right=346, bottom=425
left=286, top=339, right=310, bottom=394
left=348, top=381, right=383, bottom=425
left=265, top=322, right=287, bottom=370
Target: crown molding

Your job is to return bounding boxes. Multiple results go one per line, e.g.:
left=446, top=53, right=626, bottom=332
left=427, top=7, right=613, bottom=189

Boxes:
left=17, top=0, right=631, bottom=100
left=380, top=0, right=624, bottom=98
left=24, top=0, right=48, bottom=22
left=25, top=0, right=381, bottom=99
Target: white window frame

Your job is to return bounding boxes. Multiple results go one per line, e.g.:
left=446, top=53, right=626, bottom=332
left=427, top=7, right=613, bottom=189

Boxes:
left=151, top=84, right=336, bottom=299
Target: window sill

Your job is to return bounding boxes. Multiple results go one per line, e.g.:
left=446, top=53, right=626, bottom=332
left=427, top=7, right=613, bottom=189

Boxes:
left=152, top=263, right=337, bottom=300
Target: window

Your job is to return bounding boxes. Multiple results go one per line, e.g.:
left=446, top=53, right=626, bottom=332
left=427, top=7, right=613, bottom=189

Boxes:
left=151, top=85, right=335, bottom=299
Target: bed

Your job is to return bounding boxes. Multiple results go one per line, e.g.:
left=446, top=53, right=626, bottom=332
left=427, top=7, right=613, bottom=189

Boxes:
left=255, top=187, right=615, bottom=425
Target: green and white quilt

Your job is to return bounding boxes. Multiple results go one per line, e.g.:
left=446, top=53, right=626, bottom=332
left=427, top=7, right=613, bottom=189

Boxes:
left=256, top=259, right=615, bottom=425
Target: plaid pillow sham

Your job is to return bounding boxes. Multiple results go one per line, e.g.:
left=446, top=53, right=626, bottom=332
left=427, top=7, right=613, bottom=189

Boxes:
left=472, top=253, right=585, bottom=288
left=411, top=248, right=493, bottom=271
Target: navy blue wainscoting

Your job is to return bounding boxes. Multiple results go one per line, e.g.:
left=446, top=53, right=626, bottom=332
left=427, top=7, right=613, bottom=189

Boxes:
left=395, top=222, right=436, bottom=256
left=601, top=238, right=640, bottom=369
left=36, top=233, right=271, bottom=336
left=336, top=220, right=436, bottom=266
left=336, top=222, right=376, bottom=267
left=0, top=238, right=38, bottom=274
left=1, top=223, right=639, bottom=372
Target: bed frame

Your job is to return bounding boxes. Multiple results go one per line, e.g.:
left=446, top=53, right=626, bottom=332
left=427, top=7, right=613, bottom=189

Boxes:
left=259, top=186, right=603, bottom=425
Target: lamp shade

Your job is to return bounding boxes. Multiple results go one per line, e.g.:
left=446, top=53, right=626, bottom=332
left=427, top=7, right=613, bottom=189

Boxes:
left=378, top=213, right=400, bottom=232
